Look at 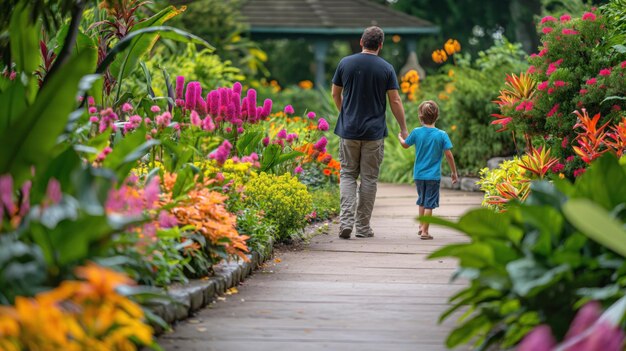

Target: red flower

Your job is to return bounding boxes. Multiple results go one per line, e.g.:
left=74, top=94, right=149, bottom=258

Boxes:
left=554, top=80, right=566, bottom=87
left=586, top=78, right=597, bottom=85
left=537, top=81, right=549, bottom=90
left=551, top=163, right=565, bottom=172
left=566, top=156, right=575, bottom=162
left=599, top=68, right=612, bottom=76
left=573, top=168, right=586, bottom=177
left=547, top=104, right=560, bottom=117
left=542, top=27, right=553, bottom=34
left=580, top=89, right=588, bottom=95
left=560, top=14, right=571, bottom=22
left=561, top=136, right=569, bottom=148
left=540, top=16, right=557, bottom=24
left=562, top=28, right=578, bottom=35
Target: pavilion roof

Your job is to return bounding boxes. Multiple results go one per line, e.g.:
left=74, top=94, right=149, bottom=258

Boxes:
left=240, top=0, right=439, bottom=39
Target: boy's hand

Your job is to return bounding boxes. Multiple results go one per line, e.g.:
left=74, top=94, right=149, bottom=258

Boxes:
left=451, top=173, right=459, bottom=184
left=397, top=132, right=405, bottom=142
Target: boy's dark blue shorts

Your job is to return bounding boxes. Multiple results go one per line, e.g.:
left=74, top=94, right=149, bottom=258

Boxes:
left=415, top=180, right=441, bottom=209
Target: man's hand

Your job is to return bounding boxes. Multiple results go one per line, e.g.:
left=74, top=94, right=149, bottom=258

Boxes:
left=451, top=172, right=459, bottom=184
left=400, top=129, right=409, bottom=139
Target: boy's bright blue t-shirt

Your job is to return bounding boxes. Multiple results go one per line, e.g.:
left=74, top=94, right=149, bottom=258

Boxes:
left=405, top=127, right=453, bottom=180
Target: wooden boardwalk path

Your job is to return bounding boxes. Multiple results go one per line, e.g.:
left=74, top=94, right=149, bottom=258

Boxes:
left=159, top=183, right=483, bottom=351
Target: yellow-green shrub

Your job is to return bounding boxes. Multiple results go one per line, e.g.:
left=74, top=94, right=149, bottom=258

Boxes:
left=243, top=172, right=312, bottom=240
left=477, top=157, right=530, bottom=211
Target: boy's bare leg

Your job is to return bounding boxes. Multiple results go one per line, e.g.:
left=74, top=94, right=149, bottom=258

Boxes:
left=422, top=209, right=433, bottom=236
left=418, top=205, right=425, bottom=233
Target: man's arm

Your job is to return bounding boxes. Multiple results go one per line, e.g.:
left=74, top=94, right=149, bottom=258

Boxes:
left=331, top=84, right=343, bottom=112
left=444, top=150, right=458, bottom=184
left=387, top=89, right=408, bottom=138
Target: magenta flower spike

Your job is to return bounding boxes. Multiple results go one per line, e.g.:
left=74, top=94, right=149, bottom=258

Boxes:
left=261, top=99, right=273, bottom=119
left=194, top=82, right=203, bottom=110
left=176, top=76, right=185, bottom=100
left=313, top=136, right=328, bottom=151
left=0, top=175, right=16, bottom=217
left=185, top=82, right=197, bottom=111
left=318, top=118, right=330, bottom=131
left=277, top=129, right=288, bottom=139
left=241, top=97, right=248, bottom=120
left=209, top=91, right=220, bottom=117
left=219, top=88, right=230, bottom=108
left=233, top=92, right=242, bottom=120
left=284, top=104, right=295, bottom=115
left=233, top=81, right=242, bottom=95
left=202, top=116, right=216, bottom=132
left=190, top=110, right=202, bottom=127
left=197, top=99, right=208, bottom=116
left=247, top=88, right=257, bottom=116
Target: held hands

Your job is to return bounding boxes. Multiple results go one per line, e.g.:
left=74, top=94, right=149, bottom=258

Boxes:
left=400, top=129, right=409, bottom=139
left=397, top=132, right=406, bottom=143
left=451, top=172, right=459, bottom=184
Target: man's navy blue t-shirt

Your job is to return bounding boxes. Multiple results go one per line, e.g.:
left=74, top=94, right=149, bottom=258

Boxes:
left=332, top=53, right=399, bottom=140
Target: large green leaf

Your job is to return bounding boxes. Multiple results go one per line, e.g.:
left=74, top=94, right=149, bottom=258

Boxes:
left=236, top=130, right=264, bottom=156
left=506, top=258, right=570, bottom=297
left=0, top=49, right=97, bottom=186
left=103, top=127, right=160, bottom=181
left=429, top=242, right=495, bottom=268
left=9, top=3, right=41, bottom=74
left=446, top=314, right=491, bottom=348
left=573, top=154, right=626, bottom=211
left=563, top=199, right=626, bottom=258
left=0, top=82, right=27, bottom=135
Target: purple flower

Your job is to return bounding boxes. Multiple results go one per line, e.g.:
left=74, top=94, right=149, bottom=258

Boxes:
left=294, top=166, right=303, bottom=174
left=176, top=76, right=185, bottom=100
left=158, top=211, right=178, bottom=228
left=277, top=129, right=288, bottom=139
left=262, top=137, right=270, bottom=147
left=317, top=118, right=330, bottom=131
left=313, top=136, right=328, bottom=152
left=284, top=104, right=295, bottom=114
left=45, top=178, right=62, bottom=205
left=122, top=103, right=133, bottom=112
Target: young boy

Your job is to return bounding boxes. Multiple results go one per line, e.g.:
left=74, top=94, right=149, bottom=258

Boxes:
left=397, top=100, right=458, bottom=240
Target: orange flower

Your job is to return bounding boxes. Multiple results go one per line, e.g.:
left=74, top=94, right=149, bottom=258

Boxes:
left=432, top=49, right=448, bottom=64
left=444, top=39, right=461, bottom=55
left=298, top=80, right=314, bottom=90
left=323, top=169, right=332, bottom=176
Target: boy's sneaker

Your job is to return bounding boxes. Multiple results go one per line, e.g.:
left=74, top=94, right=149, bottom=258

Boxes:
left=355, top=228, right=375, bottom=238
left=339, top=228, right=352, bottom=239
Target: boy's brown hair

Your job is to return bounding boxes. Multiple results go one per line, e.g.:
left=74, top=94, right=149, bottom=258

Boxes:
left=418, top=100, right=439, bottom=125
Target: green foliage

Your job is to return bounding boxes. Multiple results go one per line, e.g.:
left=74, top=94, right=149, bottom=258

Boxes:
left=426, top=154, right=626, bottom=349
left=0, top=235, right=48, bottom=304
left=309, top=185, right=340, bottom=222
left=477, top=157, right=530, bottom=210
left=235, top=208, right=276, bottom=257
left=243, top=172, right=313, bottom=241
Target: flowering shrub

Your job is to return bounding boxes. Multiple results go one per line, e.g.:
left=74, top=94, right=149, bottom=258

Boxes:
left=243, top=172, right=313, bottom=240
left=0, top=263, right=154, bottom=351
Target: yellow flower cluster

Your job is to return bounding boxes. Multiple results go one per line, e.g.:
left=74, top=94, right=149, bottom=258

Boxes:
left=132, top=161, right=164, bottom=178
left=298, top=80, right=314, bottom=90
left=400, top=70, right=420, bottom=101
left=0, top=264, right=153, bottom=351
left=432, top=39, right=461, bottom=64
left=243, top=172, right=313, bottom=239
left=195, top=159, right=255, bottom=186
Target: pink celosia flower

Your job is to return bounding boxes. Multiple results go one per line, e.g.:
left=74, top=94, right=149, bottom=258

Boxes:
left=262, top=137, right=270, bottom=147
left=560, top=14, right=571, bottom=22
left=277, top=129, right=288, bottom=139
left=586, top=78, right=597, bottom=85
left=185, top=82, right=197, bottom=111
left=209, top=140, right=232, bottom=165
left=284, top=105, right=295, bottom=115
left=260, top=99, right=272, bottom=119
left=547, top=104, right=560, bottom=117
left=582, top=12, right=597, bottom=21
left=599, top=68, right=611, bottom=76
left=18, top=181, right=31, bottom=216
left=313, top=136, right=328, bottom=152
left=540, top=16, right=557, bottom=24
left=202, top=116, right=216, bottom=132
left=294, top=166, right=303, bottom=174
left=554, top=80, right=566, bottom=87
left=0, top=175, right=16, bottom=217
left=158, top=211, right=178, bottom=228
left=89, top=116, right=99, bottom=123
left=318, top=118, right=330, bottom=131
left=88, top=107, right=98, bottom=114
left=537, top=81, right=549, bottom=90
left=307, top=111, right=316, bottom=119
left=208, top=91, right=220, bottom=117
left=247, top=89, right=257, bottom=120
left=150, top=105, right=161, bottom=113
left=176, top=99, right=185, bottom=107
left=122, top=103, right=133, bottom=112
left=562, top=28, right=578, bottom=35
left=176, top=76, right=185, bottom=100
left=542, top=27, right=553, bottom=34
left=190, top=110, right=202, bottom=127
left=233, top=82, right=242, bottom=95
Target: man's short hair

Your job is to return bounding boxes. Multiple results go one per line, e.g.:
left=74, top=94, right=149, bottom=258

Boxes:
left=419, top=100, right=439, bottom=125
left=361, top=26, right=384, bottom=50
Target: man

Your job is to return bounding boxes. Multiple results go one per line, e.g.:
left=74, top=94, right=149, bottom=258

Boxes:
left=331, top=26, right=408, bottom=239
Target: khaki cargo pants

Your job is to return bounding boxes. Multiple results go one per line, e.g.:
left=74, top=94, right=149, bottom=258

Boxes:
left=339, top=138, right=384, bottom=236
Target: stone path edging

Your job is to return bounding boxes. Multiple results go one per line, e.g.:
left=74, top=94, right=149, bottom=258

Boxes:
left=441, top=176, right=481, bottom=192
left=149, top=242, right=273, bottom=334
